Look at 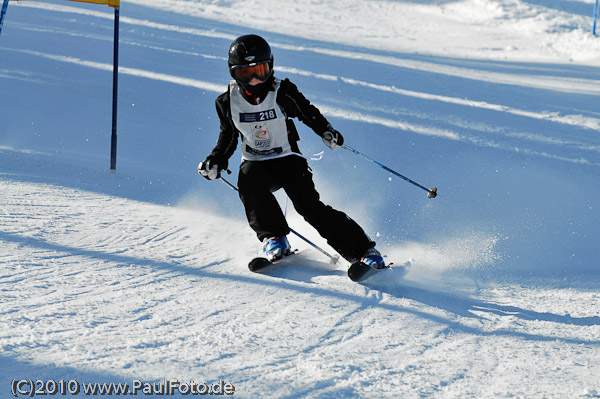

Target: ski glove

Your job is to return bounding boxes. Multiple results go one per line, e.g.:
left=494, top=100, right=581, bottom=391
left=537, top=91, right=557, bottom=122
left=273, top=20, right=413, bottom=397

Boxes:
left=198, top=156, right=227, bottom=181
left=322, top=125, right=344, bottom=151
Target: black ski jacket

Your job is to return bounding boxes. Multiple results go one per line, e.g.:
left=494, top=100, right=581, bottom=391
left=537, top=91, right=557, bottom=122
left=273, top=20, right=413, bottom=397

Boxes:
left=207, top=78, right=331, bottom=169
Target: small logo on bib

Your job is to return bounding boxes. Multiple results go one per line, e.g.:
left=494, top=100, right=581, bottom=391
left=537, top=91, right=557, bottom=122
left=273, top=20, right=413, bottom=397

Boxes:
left=252, top=123, right=271, bottom=149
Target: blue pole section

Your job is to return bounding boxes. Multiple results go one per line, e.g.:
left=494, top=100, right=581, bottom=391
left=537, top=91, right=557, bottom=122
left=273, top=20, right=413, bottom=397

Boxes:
left=110, top=6, right=119, bottom=170
left=342, top=144, right=438, bottom=198
left=594, top=0, right=598, bottom=36
left=0, top=0, right=9, bottom=36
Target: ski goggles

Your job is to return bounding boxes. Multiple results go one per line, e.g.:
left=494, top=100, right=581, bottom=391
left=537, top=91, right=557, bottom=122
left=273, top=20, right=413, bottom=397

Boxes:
left=231, top=62, right=271, bottom=83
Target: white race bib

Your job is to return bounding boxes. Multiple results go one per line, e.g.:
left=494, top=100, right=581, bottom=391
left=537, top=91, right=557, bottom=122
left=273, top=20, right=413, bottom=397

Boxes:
left=229, top=80, right=292, bottom=161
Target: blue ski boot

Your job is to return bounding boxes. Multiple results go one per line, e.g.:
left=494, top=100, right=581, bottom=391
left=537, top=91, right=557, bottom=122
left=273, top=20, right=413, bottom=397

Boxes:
left=263, top=236, right=292, bottom=261
left=360, top=247, right=386, bottom=269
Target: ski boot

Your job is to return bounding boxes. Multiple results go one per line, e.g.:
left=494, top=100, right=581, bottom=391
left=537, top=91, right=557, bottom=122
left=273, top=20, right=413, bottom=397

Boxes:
left=360, top=247, right=386, bottom=269
left=263, top=236, right=292, bottom=261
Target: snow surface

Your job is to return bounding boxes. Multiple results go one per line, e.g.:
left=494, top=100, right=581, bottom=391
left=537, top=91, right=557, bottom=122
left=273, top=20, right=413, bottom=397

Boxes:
left=1, top=0, right=600, bottom=397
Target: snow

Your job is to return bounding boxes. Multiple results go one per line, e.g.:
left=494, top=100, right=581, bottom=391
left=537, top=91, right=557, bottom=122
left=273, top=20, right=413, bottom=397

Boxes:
left=1, top=0, right=599, bottom=397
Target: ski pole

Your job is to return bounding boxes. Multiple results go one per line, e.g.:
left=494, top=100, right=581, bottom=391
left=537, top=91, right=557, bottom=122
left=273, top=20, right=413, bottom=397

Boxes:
left=341, top=144, right=438, bottom=199
left=219, top=175, right=340, bottom=264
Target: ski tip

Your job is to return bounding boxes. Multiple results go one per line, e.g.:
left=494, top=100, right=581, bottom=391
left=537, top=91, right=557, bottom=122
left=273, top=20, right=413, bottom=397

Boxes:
left=248, top=249, right=305, bottom=272
left=347, top=259, right=401, bottom=282
left=248, top=257, right=271, bottom=272
left=347, top=261, right=373, bottom=282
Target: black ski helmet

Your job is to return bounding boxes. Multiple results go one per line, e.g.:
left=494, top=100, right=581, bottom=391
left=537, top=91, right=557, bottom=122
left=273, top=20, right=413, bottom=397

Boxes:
left=228, top=34, right=274, bottom=82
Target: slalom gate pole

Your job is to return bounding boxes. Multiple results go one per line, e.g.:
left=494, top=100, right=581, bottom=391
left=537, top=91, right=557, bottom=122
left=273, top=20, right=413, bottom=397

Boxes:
left=594, top=0, right=598, bottom=36
left=219, top=175, right=340, bottom=263
left=109, top=5, right=119, bottom=171
left=0, top=0, right=9, bottom=36
left=341, top=145, right=438, bottom=199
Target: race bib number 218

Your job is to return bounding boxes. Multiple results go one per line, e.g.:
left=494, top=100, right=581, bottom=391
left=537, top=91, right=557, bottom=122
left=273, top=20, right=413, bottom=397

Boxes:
left=239, top=109, right=277, bottom=123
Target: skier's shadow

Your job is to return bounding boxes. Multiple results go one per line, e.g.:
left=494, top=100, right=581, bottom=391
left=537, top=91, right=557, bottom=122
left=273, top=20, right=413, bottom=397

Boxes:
left=254, top=256, right=346, bottom=283
left=363, top=272, right=600, bottom=328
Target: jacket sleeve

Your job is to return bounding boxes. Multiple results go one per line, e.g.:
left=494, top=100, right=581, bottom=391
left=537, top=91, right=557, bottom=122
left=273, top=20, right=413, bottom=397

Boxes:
left=277, top=78, right=331, bottom=137
left=207, top=90, right=239, bottom=166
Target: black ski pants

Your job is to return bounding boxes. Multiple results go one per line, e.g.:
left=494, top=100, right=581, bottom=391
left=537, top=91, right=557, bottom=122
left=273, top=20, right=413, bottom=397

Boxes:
left=237, top=155, right=374, bottom=263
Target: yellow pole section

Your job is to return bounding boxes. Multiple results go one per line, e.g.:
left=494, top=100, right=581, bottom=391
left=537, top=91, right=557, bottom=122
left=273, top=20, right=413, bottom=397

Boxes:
left=66, top=0, right=120, bottom=7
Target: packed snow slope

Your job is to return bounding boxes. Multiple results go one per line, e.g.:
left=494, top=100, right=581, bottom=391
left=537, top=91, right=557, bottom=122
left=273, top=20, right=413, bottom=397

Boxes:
left=1, top=0, right=600, bottom=398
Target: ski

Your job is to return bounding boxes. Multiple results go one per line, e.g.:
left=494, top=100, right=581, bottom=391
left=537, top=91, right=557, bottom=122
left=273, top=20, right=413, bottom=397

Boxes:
left=250, top=248, right=409, bottom=283
left=348, top=260, right=410, bottom=282
left=347, top=261, right=387, bottom=282
left=248, top=249, right=308, bottom=272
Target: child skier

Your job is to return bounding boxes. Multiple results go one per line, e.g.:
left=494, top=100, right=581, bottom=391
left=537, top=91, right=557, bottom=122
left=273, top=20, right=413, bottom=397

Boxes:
left=198, top=34, right=385, bottom=268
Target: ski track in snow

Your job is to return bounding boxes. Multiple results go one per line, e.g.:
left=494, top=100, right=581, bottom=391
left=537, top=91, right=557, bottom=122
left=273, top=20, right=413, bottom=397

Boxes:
left=3, top=44, right=599, bottom=166
left=7, top=1, right=600, bottom=168
left=1, top=176, right=600, bottom=398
